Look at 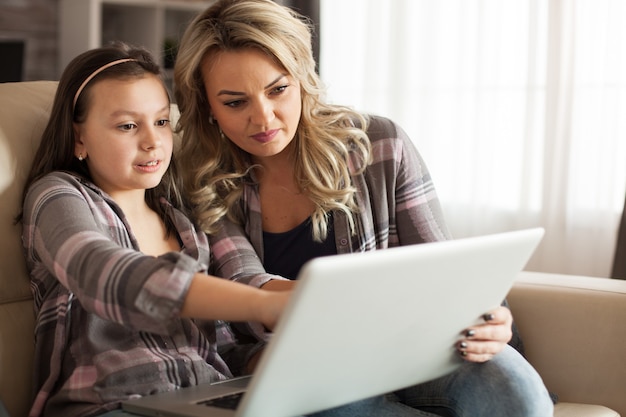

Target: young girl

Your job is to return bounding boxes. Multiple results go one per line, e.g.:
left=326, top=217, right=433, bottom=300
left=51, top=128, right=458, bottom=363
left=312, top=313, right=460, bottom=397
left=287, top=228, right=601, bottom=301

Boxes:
left=20, top=43, right=290, bottom=417
left=173, top=0, right=554, bottom=415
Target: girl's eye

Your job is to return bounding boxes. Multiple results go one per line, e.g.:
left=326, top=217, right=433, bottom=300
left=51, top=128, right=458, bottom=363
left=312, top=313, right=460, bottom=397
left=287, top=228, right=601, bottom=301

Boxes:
left=119, top=123, right=136, bottom=131
left=156, top=119, right=170, bottom=127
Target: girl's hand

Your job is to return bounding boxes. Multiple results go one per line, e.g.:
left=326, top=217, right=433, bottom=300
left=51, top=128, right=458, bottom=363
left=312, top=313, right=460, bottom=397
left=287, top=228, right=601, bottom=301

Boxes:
left=456, top=306, right=513, bottom=363
left=258, top=290, right=291, bottom=331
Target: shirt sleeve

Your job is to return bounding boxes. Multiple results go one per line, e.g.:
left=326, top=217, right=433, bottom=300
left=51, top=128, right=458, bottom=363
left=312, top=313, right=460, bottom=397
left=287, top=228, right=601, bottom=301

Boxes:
left=207, top=216, right=288, bottom=288
left=393, top=120, right=452, bottom=243
left=364, top=116, right=452, bottom=245
left=207, top=216, right=291, bottom=371
left=23, top=173, right=197, bottom=335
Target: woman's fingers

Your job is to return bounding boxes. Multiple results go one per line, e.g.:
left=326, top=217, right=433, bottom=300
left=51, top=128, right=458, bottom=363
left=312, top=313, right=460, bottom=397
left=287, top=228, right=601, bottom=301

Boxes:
left=457, top=306, right=514, bottom=362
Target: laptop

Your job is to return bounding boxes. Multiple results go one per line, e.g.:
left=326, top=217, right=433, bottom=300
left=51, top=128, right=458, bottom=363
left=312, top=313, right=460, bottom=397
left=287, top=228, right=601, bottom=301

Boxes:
left=123, top=227, right=544, bottom=417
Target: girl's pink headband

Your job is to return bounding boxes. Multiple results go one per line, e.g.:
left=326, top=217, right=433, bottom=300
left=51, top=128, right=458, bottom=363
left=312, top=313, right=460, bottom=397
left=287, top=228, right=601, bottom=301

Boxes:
left=73, top=58, right=138, bottom=109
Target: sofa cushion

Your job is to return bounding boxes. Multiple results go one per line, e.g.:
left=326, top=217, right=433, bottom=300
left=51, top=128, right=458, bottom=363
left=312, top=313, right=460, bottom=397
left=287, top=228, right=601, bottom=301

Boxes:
left=554, top=402, right=620, bottom=417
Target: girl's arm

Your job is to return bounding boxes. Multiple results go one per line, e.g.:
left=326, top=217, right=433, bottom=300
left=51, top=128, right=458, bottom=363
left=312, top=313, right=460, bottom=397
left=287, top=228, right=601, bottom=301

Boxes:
left=23, top=173, right=288, bottom=334
left=181, top=272, right=288, bottom=330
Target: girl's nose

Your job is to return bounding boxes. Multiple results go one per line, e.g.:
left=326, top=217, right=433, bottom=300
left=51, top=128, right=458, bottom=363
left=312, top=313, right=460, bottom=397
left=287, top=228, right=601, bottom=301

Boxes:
left=141, top=127, right=162, bottom=150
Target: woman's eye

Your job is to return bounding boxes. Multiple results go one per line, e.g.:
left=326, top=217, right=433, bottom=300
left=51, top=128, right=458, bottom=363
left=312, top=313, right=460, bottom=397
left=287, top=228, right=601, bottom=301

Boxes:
left=156, top=119, right=170, bottom=127
left=271, top=85, right=288, bottom=95
left=225, top=100, right=244, bottom=108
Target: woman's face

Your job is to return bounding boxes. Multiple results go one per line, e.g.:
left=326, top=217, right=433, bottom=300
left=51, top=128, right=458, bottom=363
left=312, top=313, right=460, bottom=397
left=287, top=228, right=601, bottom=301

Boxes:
left=200, top=48, right=302, bottom=164
left=73, top=75, right=173, bottom=200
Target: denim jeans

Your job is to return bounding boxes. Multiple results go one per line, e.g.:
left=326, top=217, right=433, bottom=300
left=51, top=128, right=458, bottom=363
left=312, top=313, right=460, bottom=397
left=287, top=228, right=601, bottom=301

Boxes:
left=396, top=345, right=554, bottom=417
left=99, top=345, right=552, bottom=417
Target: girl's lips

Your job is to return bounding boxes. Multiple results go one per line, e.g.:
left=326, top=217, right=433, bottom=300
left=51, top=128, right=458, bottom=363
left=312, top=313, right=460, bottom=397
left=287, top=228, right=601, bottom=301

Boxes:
left=135, top=160, right=162, bottom=173
left=251, top=129, right=279, bottom=143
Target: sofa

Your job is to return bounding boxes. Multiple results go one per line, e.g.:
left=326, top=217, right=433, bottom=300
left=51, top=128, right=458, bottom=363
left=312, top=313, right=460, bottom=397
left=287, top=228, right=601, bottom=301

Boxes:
left=1, top=80, right=625, bottom=417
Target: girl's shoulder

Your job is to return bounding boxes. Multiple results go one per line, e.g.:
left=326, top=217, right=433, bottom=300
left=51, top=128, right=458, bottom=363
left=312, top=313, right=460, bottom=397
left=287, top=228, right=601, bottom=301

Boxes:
left=26, top=171, right=101, bottom=203
left=32, top=170, right=86, bottom=187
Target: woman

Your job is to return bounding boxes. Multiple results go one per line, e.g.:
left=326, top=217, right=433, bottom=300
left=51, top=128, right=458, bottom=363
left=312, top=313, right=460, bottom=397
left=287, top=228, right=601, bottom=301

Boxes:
left=174, top=0, right=554, bottom=415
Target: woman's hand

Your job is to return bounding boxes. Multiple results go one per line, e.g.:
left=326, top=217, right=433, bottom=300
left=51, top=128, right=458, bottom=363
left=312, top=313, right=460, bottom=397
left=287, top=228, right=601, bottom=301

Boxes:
left=456, top=306, right=513, bottom=363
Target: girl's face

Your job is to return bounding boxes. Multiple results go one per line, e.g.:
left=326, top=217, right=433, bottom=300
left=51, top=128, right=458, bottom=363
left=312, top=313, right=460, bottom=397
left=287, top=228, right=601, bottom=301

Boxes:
left=200, top=48, right=302, bottom=165
left=73, top=75, right=172, bottom=200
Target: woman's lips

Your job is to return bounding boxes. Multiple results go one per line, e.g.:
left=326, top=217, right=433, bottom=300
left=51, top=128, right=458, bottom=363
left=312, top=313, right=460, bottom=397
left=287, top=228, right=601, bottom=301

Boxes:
left=251, top=129, right=279, bottom=143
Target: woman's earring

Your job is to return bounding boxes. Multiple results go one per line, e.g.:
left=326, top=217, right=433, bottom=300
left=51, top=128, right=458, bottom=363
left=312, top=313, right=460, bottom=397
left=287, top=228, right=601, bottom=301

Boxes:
left=208, top=114, right=215, bottom=125
left=219, top=127, right=225, bottom=140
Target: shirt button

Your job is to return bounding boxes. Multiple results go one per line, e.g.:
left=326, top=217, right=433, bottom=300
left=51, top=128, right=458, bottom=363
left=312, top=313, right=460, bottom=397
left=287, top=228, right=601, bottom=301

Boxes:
left=339, top=238, right=348, bottom=246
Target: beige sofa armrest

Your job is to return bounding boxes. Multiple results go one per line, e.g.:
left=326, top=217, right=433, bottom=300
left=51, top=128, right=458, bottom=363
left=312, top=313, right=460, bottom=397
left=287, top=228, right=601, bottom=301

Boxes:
left=507, top=271, right=626, bottom=416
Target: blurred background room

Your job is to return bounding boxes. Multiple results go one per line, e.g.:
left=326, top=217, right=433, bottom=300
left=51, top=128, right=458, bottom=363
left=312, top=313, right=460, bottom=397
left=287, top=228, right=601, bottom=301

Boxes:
left=1, top=0, right=625, bottom=279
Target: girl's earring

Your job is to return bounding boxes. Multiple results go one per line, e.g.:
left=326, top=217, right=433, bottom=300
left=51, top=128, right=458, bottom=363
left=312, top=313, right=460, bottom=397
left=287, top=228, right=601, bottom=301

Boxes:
left=78, top=153, right=84, bottom=161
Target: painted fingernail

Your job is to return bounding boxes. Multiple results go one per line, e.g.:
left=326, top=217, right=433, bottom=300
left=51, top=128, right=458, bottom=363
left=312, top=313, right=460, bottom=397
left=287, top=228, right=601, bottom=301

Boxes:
left=459, top=341, right=468, bottom=349
left=460, top=351, right=468, bottom=357
left=465, top=329, right=475, bottom=337
left=483, top=313, right=495, bottom=321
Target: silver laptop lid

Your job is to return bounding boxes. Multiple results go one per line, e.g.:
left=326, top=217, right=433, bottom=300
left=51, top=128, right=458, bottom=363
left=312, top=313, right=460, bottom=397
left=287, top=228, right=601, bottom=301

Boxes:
left=237, top=228, right=544, bottom=417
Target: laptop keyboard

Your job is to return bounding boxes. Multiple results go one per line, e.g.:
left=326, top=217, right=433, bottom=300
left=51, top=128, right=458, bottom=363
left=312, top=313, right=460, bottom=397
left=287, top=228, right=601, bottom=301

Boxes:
left=198, top=392, right=245, bottom=410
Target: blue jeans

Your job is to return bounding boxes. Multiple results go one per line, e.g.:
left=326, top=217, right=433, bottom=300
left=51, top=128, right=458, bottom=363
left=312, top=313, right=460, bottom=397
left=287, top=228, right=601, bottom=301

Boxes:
left=396, top=345, right=554, bottom=417
left=99, top=346, right=552, bottom=417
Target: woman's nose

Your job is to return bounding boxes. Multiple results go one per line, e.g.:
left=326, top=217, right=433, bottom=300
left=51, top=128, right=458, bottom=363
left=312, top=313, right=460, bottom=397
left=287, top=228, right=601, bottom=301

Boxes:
left=250, top=99, right=275, bottom=126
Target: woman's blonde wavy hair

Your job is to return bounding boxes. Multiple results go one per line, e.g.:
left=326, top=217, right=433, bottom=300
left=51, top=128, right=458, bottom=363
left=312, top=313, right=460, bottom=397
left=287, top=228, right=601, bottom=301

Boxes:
left=174, top=0, right=371, bottom=241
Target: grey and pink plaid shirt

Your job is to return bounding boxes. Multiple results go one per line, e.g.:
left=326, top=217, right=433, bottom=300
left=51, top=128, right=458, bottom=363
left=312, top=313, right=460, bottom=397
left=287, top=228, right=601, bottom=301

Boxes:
left=22, top=172, right=280, bottom=417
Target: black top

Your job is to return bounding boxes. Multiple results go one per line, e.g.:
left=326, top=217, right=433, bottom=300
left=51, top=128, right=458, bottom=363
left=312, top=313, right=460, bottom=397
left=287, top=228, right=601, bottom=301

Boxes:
left=263, top=213, right=337, bottom=280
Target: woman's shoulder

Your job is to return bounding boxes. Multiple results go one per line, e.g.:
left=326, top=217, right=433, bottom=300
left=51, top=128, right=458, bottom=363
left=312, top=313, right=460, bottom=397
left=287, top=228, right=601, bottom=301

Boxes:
left=342, top=114, right=407, bottom=171
left=360, top=114, right=415, bottom=157
left=362, top=114, right=401, bottom=142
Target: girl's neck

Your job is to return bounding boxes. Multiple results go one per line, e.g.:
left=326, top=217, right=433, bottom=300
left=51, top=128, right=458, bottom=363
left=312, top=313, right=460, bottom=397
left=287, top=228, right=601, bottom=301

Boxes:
left=107, top=189, right=150, bottom=218
left=108, top=189, right=180, bottom=256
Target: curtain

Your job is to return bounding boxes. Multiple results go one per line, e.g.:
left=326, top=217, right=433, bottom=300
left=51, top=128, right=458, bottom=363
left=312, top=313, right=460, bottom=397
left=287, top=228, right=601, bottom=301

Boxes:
left=319, top=0, right=626, bottom=278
